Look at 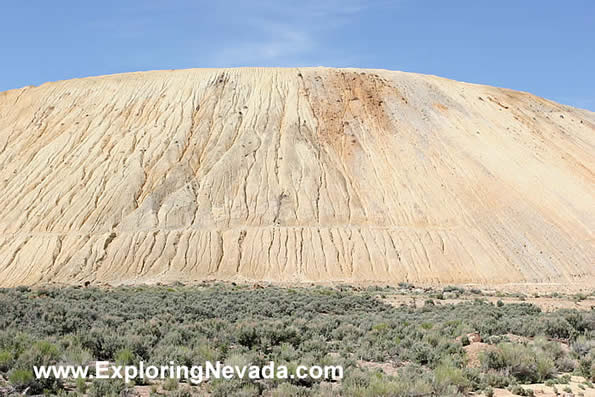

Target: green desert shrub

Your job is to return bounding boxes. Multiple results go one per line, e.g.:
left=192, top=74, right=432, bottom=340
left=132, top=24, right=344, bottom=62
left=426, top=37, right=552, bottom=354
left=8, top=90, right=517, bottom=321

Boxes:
left=508, top=384, right=534, bottom=396
left=0, top=284, right=592, bottom=395
left=76, top=377, right=88, bottom=394
left=542, top=317, right=577, bottom=339
left=342, top=369, right=433, bottom=397
left=433, top=359, right=471, bottom=394
left=114, top=348, right=136, bottom=366
left=0, top=349, right=14, bottom=372
left=209, top=377, right=261, bottom=397
left=87, top=378, right=129, bottom=397
left=460, top=335, right=470, bottom=347
left=481, top=370, right=513, bottom=388
left=269, top=382, right=311, bottom=397
left=572, top=335, right=595, bottom=357
left=61, top=343, right=93, bottom=366
left=558, top=373, right=572, bottom=384
left=162, top=377, right=179, bottom=391
left=8, top=368, right=35, bottom=391
left=535, top=350, right=556, bottom=381
left=480, top=343, right=552, bottom=383
left=17, top=340, right=61, bottom=368
left=8, top=340, right=63, bottom=393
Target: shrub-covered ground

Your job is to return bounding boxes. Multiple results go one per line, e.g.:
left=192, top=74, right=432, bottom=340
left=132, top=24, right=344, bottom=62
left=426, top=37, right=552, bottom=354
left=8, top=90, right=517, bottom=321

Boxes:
left=0, top=283, right=593, bottom=396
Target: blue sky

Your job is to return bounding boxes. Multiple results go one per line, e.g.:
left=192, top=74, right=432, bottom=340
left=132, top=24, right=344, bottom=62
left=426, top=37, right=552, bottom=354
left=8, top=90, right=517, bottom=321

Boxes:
left=1, top=1, right=593, bottom=110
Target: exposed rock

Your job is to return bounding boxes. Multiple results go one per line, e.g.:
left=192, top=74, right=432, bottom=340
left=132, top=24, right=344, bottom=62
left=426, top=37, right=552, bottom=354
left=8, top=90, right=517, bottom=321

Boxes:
left=467, top=332, right=482, bottom=343
left=464, top=342, right=496, bottom=368
left=0, top=67, right=593, bottom=287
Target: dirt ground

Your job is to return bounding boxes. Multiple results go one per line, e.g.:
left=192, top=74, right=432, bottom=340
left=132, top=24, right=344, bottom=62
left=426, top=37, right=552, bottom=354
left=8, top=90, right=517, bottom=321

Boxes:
left=382, top=292, right=595, bottom=312
left=472, top=376, right=595, bottom=396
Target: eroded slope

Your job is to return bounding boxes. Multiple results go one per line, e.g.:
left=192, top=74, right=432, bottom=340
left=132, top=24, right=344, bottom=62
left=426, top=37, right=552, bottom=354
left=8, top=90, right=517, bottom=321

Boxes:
left=0, top=67, right=593, bottom=286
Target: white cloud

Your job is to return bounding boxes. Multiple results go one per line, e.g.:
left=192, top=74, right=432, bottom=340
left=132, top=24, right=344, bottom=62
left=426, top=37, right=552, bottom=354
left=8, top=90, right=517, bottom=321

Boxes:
left=212, top=24, right=311, bottom=66
left=207, top=0, right=367, bottom=67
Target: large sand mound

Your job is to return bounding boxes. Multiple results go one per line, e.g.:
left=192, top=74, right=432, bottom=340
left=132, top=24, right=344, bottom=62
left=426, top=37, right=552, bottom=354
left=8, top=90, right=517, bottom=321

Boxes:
left=0, top=67, right=593, bottom=287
